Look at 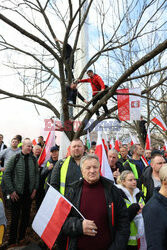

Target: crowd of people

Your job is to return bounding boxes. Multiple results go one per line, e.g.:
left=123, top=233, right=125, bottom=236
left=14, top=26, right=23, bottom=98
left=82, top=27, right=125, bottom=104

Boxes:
left=0, top=133, right=167, bottom=250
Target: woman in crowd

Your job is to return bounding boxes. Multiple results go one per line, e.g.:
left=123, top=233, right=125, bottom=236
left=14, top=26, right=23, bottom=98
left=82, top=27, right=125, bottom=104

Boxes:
left=117, top=170, right=146, bottom=250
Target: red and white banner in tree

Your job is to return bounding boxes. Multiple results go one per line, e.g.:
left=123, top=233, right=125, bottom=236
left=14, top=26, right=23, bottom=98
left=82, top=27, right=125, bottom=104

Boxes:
left=151, top=116, right=167, bottom=132
left=117, top=88, right=141, bottom=121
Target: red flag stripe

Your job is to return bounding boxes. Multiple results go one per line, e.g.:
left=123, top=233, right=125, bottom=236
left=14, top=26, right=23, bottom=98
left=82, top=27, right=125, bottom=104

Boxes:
left=117, top=89, right=130, bottom=121
left=152, top=117, right=167, bottom=131
left=41, top=197, right=71, bottom=249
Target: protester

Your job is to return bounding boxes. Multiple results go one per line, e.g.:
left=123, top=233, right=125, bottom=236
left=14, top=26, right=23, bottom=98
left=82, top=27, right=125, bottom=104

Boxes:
left=117, top=171, right=146, bottom=250
left=0, top=198, right=7, bottom=246
left=123, top=144, right=144, bottom=181
left=77, top=70, right=109, bottom=118
left=88, top=147, right=95, bottom=154
left=108, top=149, right=124, bottom=182
left=3, top=138, right=39, bottom=247
left=142, top=164, right=167, bottom=249
left=139, top=116, right=147, bottom=145
left=139, top=154, right=166, bottom=203
left=41, top=145, right=59, bottom=191
left=60, top=82, right=88, bottom=125
left=0, top=134, right=7, bottom=153
left=32, top=144, right=42, bottom=159
left=50, top=138, right=85, bottom=195
left=144, top=150, right=151, bottom=164
left=0, top=137, right=20, bottom=167
left=15, top=134, right=22, bottom=148
left=37, top=136, right=45, bottom=149
left=118, top=146, right=129, bottom=164
left=61, top=154, right=130, bottom=250
left=55, top=38, right=75, bottom=80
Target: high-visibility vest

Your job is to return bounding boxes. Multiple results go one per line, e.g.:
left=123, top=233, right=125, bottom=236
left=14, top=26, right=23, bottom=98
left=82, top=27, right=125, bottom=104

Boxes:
left=141, top=184, right=147, bottom=200
left=60, top=156, right=71, bottom=195
left=124, top=197, right=145, bottom=246
left=123, top=160, right=138, bottom=179
left=43, top=161, right=52, bottom=189
left=0, top=172, right=3, bottom=185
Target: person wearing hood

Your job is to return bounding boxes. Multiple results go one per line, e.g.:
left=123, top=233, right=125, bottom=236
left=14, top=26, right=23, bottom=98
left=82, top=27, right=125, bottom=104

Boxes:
left=142, top=164, right=167, bottom=249
left=117, top=170, right=146, bottom=250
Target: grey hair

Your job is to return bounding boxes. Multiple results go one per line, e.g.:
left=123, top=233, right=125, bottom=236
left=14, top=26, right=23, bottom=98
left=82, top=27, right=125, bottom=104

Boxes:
left=120, top=170, right=134, bottom=182
left=108, top=149, right=118, bottom=156
left=80, top=154, right=100, bottom=169
left=159, top=164, right=167, bottom=182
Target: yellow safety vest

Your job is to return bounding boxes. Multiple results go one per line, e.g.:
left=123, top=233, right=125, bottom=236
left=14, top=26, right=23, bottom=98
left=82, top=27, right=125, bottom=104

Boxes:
left=123, top=160, right=138, bottom=180
left=0, top=172, right=3, bottom=185
left=60, top=156, right=71, bottom=195
left=124, top=197, right=145, bottom=246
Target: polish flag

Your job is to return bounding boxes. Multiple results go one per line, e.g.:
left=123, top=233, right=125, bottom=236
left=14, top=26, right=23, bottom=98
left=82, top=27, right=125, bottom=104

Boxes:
left=32, top=186, right=73, bottom=249
left=32, top=138, right=37, bottom=146
left=163, top=141, right=167, bottom=151
left=152, top=116, right=167, bottom=131
left=38, top=130, right=55, bottom=167
left=58, top=132, right=71, bottom=160
left=129, top=132, right=138, bottom=145
left=109, top=138, right=114, bottom=149
left=117, top=88, right=141, bottom=121
left=115, top=133, right=120, bottom=152
left=95, top=131, right=114, bottom=181
left=145, top=127, right=151, bottom=150
left=141, top=155, right=149, bottom=167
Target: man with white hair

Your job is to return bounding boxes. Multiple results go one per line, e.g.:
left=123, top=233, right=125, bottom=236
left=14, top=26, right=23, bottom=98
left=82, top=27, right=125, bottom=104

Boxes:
left=61, top=154, right=130, bottom=250
left=142, top=164, right=167, bottom=249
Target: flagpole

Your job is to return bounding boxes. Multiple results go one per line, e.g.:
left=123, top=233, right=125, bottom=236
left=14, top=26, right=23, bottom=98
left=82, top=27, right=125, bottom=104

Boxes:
left=47, top=183, right=85, bottom=219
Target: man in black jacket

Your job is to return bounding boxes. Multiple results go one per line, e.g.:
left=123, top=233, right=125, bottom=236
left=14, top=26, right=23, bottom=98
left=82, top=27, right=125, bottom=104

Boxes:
left=139, top=154, right=166, bottom=203
left=60, top=82, right=88, bottom=126
left=61, top=154, right=130, bottom=250
left=142, top=164, right=167, bottom=249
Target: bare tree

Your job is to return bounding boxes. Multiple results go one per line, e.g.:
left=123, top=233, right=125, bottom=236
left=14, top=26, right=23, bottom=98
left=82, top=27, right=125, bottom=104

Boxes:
left=0, top=0, right=167, bottom=140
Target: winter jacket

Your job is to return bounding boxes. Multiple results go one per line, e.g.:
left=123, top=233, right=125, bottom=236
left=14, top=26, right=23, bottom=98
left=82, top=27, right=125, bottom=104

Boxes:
left=138, top=166, right=154, bottom=203
left=61, top=177, right=130, bottom=250
left=3, top=152, right=39, bottom=195
left=123, top=159, right=142, bottom=180
left=142, top=188, right=167, bottom=249
left=79, top=74, right=105, bottom=96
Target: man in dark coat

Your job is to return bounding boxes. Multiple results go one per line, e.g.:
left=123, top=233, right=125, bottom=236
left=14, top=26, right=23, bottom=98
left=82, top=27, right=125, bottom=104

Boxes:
left=142, top=164, right=167, bottom=249
left=60, top=154, right=130, bottom=250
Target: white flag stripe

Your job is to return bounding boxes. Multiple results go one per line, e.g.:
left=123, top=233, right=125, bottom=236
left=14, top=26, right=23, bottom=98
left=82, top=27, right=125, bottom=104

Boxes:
left=32, top=186, right=61, bottom=236
left=129, top=88, right=141, bottom=121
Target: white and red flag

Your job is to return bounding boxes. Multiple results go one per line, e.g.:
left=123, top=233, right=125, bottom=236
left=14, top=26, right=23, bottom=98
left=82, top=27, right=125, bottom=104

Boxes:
left=141, top=155, right=149, bottom=167
left=58, top=132, right=71, bottom=160
left=145, top=127, right=151, bottom=150
left=95, top=131, right=114, bottom=181
left=151, top=116, right=167, bottom=132
left=163, top=141, right=167, bottom=151
left=115, top=133, right=120, bottom=152
left=129, top=132, right=138, bottom=146
left=32, top=186, right=84, bottom=249
left=109, top=138, right=114, bottom=149
left=117, top=88, right=141, bottom=121
left=38, top=130, right=55, bottom=167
